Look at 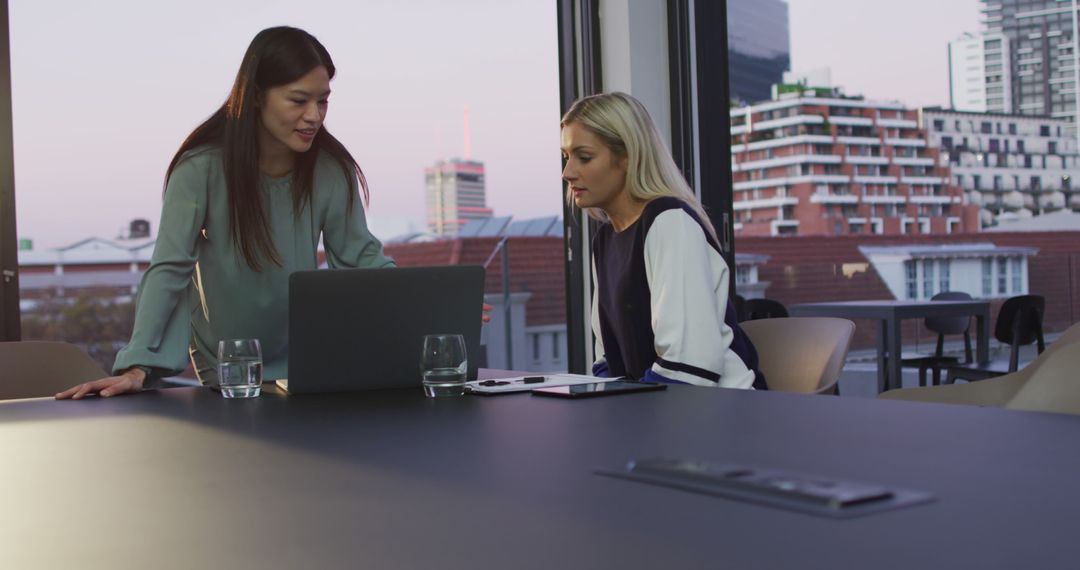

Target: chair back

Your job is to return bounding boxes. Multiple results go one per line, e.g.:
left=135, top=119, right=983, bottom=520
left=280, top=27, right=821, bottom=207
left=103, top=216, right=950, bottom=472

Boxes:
left=743, top=298, right=789, bottom=321
left=0, top=341, right=107, bottom=400
left=925, top=291, right=973, bottom=335
left=1005, top=341, right=1080, bottom=415
left=995, top=295, right=1045, bottom=346
left=740, top=317, right=854, bottom=394
left=879, top=320, right=1080, bottom=407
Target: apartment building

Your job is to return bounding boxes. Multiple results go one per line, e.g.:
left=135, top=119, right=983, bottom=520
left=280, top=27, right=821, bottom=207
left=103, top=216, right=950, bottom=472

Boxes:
left=980, top=0, right=1080, bottom=129
left=949, top=31, right=1013, bottom=113
left=922, top=107, right=1080, bottom=227
left=730, top=89, right=976, bottom=237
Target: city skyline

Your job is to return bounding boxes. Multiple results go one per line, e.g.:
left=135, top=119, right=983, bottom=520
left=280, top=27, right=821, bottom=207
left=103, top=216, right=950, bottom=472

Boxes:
left=12, top=0, right=982, bottom=249
left=10, top=0, right=562, bottom=248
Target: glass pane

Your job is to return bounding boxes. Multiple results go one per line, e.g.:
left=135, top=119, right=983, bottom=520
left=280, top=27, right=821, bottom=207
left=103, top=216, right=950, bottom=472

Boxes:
left=729, top=0, right=1080, bottom=396
left=922, top=260, right=935, bottom=298
left=906, top=261, right=917, bottom=299
left=998, top=258, right=1008, bottom=295
left=12, top=1, right=563, bottom=375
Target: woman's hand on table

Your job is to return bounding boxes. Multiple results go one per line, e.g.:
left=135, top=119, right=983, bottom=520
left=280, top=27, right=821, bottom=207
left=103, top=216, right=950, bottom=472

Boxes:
left=55, top=367, right=147, bottom=400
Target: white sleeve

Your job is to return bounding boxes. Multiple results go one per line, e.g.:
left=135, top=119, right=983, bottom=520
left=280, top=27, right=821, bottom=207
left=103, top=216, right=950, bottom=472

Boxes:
left=644, top=210, right=754, bottom=389
left=590, top=257, right=607, bottom=373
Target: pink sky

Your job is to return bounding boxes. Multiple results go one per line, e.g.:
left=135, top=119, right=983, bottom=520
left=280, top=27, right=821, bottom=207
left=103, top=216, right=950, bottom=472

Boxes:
left=787, top=0, right=983, bottom=106
left=12, top=0, right=982, bottom=248
left=11, top=0, right=562, bottom=247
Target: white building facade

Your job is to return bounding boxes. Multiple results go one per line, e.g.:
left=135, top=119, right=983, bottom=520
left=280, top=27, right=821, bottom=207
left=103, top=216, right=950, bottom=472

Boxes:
left=424, top=159, right=493, bottom=237
left=859, top=243, right=1036, bottom=301
left=949, top=32, right=1013, bottom=114
left=921, top=107, right=1080, bottom=227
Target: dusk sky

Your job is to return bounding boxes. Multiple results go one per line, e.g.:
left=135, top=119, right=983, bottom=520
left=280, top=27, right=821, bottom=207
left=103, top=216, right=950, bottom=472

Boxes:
left=787, top=0, right=983, bottom=107
left=12, top=0, right=983, bottom=248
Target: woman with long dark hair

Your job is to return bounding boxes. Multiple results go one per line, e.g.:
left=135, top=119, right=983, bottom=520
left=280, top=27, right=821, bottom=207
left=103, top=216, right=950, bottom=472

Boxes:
left=58, top=27, right=394, bottom=398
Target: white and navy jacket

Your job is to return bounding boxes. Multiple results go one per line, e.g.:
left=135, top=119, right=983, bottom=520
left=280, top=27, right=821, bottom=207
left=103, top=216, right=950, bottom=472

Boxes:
left=591, top=197, right=763, bottom=389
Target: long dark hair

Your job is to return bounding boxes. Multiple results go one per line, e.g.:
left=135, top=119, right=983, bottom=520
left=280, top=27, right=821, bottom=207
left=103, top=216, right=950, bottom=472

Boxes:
left=165, top=26, right=368, bottom=271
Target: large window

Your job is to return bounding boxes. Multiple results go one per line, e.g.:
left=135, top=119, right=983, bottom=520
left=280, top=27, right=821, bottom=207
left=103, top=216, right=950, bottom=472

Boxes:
left=729, top=0, right=1078, bottom=363
left=8, top=0, right=563, bottom=372
left=5, top=0, right=1079, bottom=375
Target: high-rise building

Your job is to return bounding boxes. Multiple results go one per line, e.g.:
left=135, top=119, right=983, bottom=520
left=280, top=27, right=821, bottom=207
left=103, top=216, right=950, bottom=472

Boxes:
left=980, top=0, right=1080, bottom=131
left=424, top=159, right=493, bottom=237
left=730, top=87, right=976, bottom=237
left=948, top=31, right=1013, bottom=114
left=921, top=108, right=1080, bottom=227
left=727, top=0, right=790, bottom=105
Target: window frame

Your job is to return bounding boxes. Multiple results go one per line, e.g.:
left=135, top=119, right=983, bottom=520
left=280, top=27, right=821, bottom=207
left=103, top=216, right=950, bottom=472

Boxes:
left=558, top=0, right=734, bottom=372
left=0, top=0, right=19, bottom=341
left=2, top=1, right=737, bottom=361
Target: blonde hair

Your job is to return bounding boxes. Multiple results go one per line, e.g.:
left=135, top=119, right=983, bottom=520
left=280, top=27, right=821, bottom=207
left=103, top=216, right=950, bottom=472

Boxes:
left=561, top=91, right=718, bottom=244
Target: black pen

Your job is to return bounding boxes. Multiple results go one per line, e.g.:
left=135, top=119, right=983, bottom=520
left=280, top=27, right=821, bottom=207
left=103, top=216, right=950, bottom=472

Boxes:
left=477, top=376, right=546, bottom=387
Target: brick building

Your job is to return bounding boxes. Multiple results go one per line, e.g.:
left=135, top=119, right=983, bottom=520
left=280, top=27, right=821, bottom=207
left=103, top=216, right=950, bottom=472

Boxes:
left=386, top=236, right=566, bottom=371
left=731, top=89, right=979, bottom=237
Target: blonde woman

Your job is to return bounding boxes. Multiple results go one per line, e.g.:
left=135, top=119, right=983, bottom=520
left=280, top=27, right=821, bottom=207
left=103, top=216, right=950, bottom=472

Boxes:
left=560, top=92, right=762, bottom=389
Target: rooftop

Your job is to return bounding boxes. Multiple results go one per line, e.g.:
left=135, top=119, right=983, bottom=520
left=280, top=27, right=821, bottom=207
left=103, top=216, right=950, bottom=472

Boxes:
left=984, top=210, right=1080, bottom=233
left=859, top=242, right=1039, bottom=259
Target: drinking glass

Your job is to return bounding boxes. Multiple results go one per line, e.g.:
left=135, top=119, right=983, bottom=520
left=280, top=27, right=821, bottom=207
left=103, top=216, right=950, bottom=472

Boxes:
left=217, top=339, right=263, bottom=398
left=420, top=334, right=468, bottom=397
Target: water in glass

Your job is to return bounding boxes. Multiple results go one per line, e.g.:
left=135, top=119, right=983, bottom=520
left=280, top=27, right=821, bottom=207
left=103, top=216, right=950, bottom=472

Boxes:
left=219, top=357, right=263, bottom=398
left=217, top=338, right=263, bottom=398
left=420, top=334, right=467, bottom=398
left=422, top=367, right=467, bottom=397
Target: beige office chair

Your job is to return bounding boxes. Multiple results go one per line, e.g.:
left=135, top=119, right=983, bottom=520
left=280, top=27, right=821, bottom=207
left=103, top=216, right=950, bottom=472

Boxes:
left=879, top=321, right=1080, bottom=412
left=0, top=341, right=107, bottom=400
left=1004, top=341, right=1080, bottom=415
left=740, top=317, right=855, bottom=394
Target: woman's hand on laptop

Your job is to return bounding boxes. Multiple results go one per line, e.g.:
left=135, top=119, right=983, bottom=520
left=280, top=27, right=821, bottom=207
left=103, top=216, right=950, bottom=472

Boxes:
left=482, top=303, right=493, bottom=323
left=55, top=367, right=147, bottom=400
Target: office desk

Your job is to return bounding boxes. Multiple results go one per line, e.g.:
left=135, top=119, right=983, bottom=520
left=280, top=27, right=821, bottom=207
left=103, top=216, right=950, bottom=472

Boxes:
left=790, top=299, right=991, bottom=393
left=2, top=385, right=1078, bottom=569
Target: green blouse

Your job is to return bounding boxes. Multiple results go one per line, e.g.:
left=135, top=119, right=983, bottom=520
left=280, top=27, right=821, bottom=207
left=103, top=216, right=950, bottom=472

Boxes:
left=112, top=146, right=394, bottom=384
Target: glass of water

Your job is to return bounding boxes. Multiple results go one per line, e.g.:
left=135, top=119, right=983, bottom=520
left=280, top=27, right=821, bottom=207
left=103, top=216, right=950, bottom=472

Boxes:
left=420, top=334, right=467, bottom=397
left=217, top=339, right=263, bottom=398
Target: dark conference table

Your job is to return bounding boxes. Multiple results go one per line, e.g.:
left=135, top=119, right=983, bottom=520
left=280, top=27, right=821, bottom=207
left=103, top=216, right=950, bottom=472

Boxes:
left=789, top=299, right=992, bottom=393
left=2, top=383, right=1078, bottom=569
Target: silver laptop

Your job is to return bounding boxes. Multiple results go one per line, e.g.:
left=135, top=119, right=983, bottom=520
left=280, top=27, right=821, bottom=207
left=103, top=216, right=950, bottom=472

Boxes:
left=282, top=265, right=485, bottom=394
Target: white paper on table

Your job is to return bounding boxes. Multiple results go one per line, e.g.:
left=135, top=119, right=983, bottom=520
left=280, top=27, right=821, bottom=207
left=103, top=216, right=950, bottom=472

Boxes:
left=465, top=373, right=622, bottom=394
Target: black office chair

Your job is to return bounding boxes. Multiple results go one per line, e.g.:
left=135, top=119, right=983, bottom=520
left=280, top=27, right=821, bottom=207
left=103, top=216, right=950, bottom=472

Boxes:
left=944, top=294, right=1045, bottom=384
left=900, top=291, right=974, bottom=387
left=732, top=294, right=747, bottom=322
left=742, top=298, right=789, bottom=321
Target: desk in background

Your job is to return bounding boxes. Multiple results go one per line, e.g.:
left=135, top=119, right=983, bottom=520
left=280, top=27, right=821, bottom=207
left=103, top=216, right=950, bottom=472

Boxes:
left=790, top=299, right=991, bottom=393
left=2, top=383, right=1078, bottom=568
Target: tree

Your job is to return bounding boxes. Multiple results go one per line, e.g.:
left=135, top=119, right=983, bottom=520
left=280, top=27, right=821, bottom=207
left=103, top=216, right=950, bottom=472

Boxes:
left=21, top=288, right=136, bottom=372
